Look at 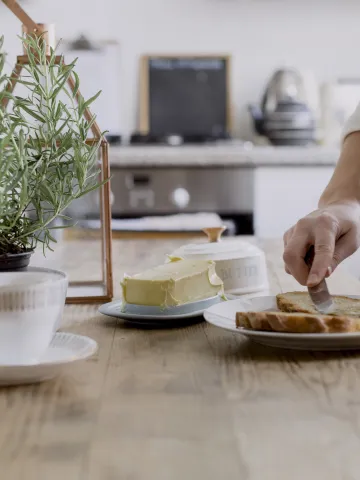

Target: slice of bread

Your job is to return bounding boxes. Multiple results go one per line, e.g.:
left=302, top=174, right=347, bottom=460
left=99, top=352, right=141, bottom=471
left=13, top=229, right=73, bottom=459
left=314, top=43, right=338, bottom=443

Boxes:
left=235, top=291, right=360, bottom=334
left=276, top=292, right=360, bottom=317
left=236, top=311, right=360, bottom=334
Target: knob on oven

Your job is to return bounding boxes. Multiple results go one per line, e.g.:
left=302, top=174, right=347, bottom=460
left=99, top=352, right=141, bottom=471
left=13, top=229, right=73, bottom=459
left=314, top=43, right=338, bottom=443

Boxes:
left=170, top=188, right=190, bottom=209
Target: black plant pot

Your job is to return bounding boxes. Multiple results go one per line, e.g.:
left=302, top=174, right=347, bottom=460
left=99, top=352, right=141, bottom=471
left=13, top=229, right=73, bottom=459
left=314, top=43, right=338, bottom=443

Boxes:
left=0, top=251, right=34, bottom=271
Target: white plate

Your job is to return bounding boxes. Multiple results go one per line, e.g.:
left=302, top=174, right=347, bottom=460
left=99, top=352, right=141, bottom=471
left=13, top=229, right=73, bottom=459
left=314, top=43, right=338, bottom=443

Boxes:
left=204, top=295, right=360, bottom=351
left=0, top=332, right=98, bottom=386
left=99, top=295, right=226, bottom=326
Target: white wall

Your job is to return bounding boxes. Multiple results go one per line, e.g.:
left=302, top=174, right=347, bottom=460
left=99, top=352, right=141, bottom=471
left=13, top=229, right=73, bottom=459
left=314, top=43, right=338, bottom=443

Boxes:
left=2, top=0, right=360, bottom=139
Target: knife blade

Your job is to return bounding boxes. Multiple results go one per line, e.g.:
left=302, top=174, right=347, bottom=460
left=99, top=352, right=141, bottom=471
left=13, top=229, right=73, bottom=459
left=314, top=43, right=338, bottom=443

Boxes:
left=304, top=246, right=334, bottom=314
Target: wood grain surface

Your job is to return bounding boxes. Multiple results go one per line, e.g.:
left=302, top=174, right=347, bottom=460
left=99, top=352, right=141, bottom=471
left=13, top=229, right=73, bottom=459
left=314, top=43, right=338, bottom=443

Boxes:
left=2, top=237, right=360, bottom=480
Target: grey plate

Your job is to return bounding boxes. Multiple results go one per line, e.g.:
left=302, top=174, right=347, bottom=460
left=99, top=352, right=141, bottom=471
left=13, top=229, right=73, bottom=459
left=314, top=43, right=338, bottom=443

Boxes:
left=99, top=295, right=224, bottom=326
left=204, top=295, right=360, bottom=351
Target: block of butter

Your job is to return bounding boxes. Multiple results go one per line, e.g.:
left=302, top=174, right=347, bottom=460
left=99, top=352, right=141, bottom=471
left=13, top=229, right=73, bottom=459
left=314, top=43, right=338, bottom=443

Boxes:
left=121, top=259, right=224, bottom=308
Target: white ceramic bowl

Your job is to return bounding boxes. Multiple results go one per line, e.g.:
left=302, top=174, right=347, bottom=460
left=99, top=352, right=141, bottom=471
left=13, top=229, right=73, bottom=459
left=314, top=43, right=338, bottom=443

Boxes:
left=0, top=267, right=68, bottom=365
left=169, top=239, right=268, bottom=295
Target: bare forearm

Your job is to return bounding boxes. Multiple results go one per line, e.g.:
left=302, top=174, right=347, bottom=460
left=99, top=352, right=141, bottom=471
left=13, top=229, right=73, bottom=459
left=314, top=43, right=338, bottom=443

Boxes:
left=284, top=110, right=360, bottom=286
left=319, top=132, right=360, bottom=207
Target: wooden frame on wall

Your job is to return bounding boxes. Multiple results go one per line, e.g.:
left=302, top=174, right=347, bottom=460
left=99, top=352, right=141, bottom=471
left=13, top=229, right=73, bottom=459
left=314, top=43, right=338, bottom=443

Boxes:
left=139, top=54, right=233, bottom=136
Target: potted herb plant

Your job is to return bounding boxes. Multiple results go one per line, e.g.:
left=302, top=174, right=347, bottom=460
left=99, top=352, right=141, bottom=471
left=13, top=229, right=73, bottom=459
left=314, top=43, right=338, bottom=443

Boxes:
left=0, top=34, right=105, bottom=270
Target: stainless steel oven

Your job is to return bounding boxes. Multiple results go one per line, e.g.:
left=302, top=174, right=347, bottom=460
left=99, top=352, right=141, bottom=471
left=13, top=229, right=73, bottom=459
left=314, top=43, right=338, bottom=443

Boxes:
left=109, top=166, right=254, bottom=235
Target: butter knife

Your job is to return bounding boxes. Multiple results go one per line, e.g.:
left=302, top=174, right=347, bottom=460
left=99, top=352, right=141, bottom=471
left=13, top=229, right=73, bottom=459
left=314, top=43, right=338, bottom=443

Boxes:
left=304, top=246, right=334, bottom=314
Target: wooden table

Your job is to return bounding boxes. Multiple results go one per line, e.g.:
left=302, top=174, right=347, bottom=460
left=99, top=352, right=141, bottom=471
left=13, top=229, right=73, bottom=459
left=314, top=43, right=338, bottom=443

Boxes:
left=2, top=238, right=360, bottom=480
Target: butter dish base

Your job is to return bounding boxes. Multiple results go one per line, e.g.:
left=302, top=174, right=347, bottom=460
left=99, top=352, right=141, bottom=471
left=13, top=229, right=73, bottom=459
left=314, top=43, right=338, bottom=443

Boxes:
left=99, top=295, right=223, bottom=326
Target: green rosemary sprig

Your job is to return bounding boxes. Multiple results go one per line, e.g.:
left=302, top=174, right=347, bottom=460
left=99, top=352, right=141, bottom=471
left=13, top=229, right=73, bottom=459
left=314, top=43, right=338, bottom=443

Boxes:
left=0, top=34, right=107, bottom=255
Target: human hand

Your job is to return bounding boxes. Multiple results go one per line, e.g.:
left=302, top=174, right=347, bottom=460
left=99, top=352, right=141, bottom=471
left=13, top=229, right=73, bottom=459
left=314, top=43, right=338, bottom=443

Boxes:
left=283, top=202, right=360, bottom=287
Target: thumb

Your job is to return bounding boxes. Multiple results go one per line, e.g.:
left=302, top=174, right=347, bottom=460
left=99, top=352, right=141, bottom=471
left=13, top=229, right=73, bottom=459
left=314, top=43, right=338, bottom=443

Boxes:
left=307, top=225, right=336, bottom=287
left=307, top=244, right=335, bottom=286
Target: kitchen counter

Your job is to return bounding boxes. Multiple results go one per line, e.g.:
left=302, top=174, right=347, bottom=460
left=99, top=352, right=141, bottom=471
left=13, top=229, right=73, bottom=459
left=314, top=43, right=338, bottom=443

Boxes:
left=3, top=237, right=360, bottom=480
left=109, top=144, right=340, bottom=168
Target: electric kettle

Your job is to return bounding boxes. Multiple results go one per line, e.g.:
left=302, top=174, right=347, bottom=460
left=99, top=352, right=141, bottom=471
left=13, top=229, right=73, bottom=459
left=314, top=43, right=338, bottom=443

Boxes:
left=249, top=68, right=316, bottom=146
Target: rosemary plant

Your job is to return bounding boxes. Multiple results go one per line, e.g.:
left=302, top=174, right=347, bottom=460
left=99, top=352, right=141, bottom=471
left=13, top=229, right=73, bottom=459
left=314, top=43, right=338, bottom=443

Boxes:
left=0, top=34, right=105, bottom=255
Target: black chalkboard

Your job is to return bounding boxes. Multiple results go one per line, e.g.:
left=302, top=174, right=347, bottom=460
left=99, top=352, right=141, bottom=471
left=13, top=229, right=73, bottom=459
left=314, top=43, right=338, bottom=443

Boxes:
left=141, top=56, right=231, bottom=138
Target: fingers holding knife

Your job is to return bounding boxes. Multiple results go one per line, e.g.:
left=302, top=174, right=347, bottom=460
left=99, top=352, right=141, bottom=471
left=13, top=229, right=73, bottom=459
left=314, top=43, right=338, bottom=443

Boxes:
left=283, top=203, right=360, bottom=287
left=283, top=223, right=336, bottom=287
left=306, top=224, right=336, bottom=287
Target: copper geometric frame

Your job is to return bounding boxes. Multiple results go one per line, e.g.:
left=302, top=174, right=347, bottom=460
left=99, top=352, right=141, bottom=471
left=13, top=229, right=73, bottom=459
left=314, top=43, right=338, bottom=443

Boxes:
left=1, top=0, right=113, bottom=304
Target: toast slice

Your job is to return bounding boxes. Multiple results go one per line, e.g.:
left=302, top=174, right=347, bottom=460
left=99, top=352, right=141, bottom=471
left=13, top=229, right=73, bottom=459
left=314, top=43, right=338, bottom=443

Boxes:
left=236, top=310, right=360, bottom=334
left=276, top=292, right=360, bottom=317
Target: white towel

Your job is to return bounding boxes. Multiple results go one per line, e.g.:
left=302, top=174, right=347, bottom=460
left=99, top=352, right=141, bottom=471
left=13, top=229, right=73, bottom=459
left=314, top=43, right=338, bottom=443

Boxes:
left=83, top=213, right=223, bottom=231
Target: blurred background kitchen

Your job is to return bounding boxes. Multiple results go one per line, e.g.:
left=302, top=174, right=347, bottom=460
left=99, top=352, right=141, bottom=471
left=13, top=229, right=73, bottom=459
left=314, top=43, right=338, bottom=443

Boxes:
left=3, top=0, right=360, bottom=277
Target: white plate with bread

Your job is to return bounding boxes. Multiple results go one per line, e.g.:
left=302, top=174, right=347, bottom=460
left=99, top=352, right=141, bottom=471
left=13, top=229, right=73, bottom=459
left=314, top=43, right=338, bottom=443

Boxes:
left=204, top=292, right=360, bottom=351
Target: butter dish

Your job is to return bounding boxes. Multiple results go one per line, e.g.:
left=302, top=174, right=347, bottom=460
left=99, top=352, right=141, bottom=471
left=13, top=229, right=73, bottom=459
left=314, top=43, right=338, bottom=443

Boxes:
left=99, top=295, right=223, bottom=326
left=101, top=258, right=225, bottom=327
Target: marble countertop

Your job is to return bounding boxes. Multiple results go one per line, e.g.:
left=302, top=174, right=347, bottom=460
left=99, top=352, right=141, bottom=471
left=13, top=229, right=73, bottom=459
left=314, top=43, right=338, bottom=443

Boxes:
left=5, top=237, right=360, bottom=479
left=109, top=144, right=340, bottom=168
